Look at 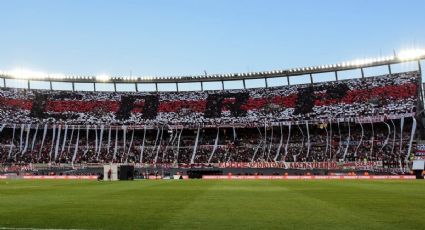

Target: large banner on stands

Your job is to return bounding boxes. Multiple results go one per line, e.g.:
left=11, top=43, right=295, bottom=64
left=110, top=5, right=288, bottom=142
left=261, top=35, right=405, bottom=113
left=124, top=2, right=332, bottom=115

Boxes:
left=216, top=161, right=382, bottom=170
left=415, top=141, right=425, bottom=160
left=141, top=161, right=384, bottom=170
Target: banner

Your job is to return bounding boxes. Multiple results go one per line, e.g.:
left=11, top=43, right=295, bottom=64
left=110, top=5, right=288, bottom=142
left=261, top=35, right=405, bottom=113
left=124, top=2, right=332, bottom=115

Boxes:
left=273, top=124, right=284, bottom=162
left=305, top=121, right=310, bottom=159
left=126, top=127, right=135, bottom=163
left=122, top=125, right=127, bottom=155
left=154, top=126, right=164, bottom=163
left=113, top=127, right=118, bottom=160
left=49, top=124, right=57, bottom=159
left=19, top=124, right=24, bottom=152
left=215, top=161, right=383, bottom=169
left=61, top=124, right=68, bottom=154
left=97, top=125, right=104, bottom=157
left=152, top=128, right=160, bottom=161
left=354, top=122, right=364, bottom=157
left=342, top=121, right=351, bottom=160
left=71, top=126, right=80, bottom=164
left=107, top=126, right=111, bottom=153
left=415, top=141, right=425, bottom=160
left=94, top=125, right=98, bottom=155
left=208, top=128, right=220, bottom=163
left=369, top=118, right=375, bottom=159
left=54, top=125, right=62, bottom=160
left=406, top=118, right=417, bottom=161
left=176, top=128, right=183, bottom=162
left=22, top=124, right=31, bottom=155
left=38, top=124, right=48, bottom=158
left=284, top=124, right=291, bottom=161
left=324, top=123, right=329, bottom=158
left=8, top=124, right=16, bottom=158
left=390, top=120, right=396, bottom=156
left=67, top=125, right=75, bottom=153
left=202, top=175, right=415, bottom=180
left=267, top=124, right=273, bottom=161
left=139, top=127, right=147, bottom=164
left=190, top=126, right=201, bottom=164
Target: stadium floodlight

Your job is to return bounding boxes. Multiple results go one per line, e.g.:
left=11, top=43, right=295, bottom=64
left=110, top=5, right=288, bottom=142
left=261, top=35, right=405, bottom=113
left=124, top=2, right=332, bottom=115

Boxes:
left=397, top=49, right=425, bottom=61
left=96, top=74, right=110, bottom=82
left=5, top=68, right=48, bottom=79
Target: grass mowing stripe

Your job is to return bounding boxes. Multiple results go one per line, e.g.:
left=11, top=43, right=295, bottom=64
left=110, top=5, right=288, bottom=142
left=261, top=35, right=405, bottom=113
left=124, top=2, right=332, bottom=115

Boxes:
left=0, top=227, right=93, bottom=230
left=0, top=180, right=424, bottom=230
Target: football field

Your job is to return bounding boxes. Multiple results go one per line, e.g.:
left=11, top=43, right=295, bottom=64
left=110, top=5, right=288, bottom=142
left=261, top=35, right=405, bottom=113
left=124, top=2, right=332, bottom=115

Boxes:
left=0, top=179, right=424, bottom=230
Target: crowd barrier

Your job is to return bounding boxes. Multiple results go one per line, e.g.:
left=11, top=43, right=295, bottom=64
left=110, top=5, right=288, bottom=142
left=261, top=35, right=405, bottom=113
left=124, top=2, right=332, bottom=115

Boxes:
left=0, top=175, right=98, bottom=180
left=202, top=175, right=417, bottom=180
left=0, top=175, right=190, bottom=180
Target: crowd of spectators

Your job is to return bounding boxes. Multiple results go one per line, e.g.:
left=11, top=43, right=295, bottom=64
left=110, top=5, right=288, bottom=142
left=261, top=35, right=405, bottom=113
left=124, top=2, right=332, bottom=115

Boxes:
left=0, top=71, right=419, bottom=125
left=0, top=118, right=415, bottom=169
left=0, top=71, right=419, bottom=169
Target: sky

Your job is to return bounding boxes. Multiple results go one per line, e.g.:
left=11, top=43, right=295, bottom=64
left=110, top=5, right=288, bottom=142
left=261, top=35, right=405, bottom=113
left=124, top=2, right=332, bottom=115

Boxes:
left=0, top=0, right=424, bottom=90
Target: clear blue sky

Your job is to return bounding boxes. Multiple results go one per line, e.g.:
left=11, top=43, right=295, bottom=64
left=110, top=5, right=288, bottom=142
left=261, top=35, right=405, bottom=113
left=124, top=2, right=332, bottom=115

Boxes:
left=0, top=0, right=424, bottom=78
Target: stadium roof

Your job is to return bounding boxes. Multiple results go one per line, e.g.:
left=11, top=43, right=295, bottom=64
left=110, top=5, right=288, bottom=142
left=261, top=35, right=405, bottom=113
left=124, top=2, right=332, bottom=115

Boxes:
left=0, top=49, right=424, bottom=89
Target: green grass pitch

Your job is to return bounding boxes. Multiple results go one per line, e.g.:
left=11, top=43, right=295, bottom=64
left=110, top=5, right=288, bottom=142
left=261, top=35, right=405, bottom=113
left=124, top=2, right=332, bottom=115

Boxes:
left=0, top=180, right=424, bottom=230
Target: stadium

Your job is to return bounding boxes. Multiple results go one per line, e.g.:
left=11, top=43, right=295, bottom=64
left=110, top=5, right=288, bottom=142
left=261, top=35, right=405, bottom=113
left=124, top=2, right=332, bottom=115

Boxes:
left=1, top=50, right=425, bottom=178
left=1, top=1, right=425, bottom=229
left=1, top=50, right=425, bottom=229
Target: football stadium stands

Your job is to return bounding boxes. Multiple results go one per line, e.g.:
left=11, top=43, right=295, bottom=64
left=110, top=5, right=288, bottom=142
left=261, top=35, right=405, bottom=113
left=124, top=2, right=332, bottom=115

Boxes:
left=0, top=70, right=421, bottom=176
